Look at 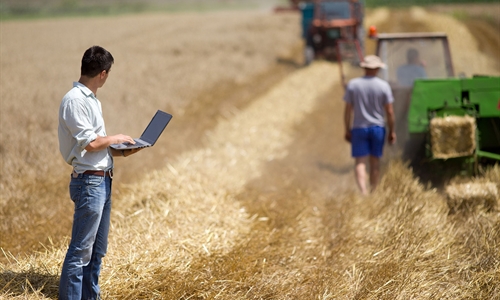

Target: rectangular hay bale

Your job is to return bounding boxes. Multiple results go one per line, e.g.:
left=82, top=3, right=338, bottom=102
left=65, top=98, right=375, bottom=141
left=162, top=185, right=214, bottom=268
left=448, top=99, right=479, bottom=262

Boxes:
left=446, top=182, right=499, bottom=212
left=429, top=115, right=476, bottom=159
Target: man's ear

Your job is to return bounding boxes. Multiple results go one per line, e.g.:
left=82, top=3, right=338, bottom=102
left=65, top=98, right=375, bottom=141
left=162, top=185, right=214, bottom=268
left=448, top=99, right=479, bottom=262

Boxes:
left=100, top=70, right=107, bottom=79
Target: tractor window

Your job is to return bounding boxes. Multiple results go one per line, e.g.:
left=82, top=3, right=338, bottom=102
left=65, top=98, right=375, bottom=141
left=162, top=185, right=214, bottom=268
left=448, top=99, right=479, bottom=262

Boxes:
left=319, top=2, right=351, bottom=20
left=377, top=38, right=451, bottom=87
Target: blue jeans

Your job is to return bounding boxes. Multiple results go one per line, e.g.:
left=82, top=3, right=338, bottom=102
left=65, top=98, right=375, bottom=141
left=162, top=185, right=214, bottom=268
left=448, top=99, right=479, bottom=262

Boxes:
left=59, top=173, right=112, bottom=300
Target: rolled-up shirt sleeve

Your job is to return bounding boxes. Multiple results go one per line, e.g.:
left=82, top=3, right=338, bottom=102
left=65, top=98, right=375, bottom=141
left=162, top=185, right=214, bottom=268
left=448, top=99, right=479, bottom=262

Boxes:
left=61, top=98, right=97, bottom=151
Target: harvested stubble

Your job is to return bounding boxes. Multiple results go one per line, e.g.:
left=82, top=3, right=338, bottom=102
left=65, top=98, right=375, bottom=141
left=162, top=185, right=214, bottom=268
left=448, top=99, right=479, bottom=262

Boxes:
left=430, top=115, right=476, bottom=159
left=5, top=162, right=500, bottom=299
left=100, top=61, right=340, bottom=297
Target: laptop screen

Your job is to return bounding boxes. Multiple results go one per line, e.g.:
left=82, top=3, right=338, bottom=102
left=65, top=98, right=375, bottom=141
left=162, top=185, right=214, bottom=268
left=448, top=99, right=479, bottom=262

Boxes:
left=140, top=110, right=172, bottom=145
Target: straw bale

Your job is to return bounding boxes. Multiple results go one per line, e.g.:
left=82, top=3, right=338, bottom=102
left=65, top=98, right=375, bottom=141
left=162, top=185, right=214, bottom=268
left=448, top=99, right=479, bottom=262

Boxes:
left=446, top=181, right=499, bottom=212
left=429, top=115, right=476, bottom=159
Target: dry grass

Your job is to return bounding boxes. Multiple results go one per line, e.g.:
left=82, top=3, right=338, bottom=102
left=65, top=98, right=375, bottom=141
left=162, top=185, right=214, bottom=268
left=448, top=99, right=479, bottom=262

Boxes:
left=2, top=162, right=499, bottom=299
left=429, top=3, right=500, bottom=27
left=1, top=5, right=500, bottom=300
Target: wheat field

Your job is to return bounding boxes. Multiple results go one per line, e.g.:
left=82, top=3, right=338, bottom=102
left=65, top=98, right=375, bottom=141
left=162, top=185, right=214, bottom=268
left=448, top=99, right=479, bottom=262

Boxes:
left=1, top=4, right=500, bottom=299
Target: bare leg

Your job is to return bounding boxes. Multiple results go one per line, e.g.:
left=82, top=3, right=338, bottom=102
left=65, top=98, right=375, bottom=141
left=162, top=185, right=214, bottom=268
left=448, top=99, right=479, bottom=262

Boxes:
left=354, top=156, right=369, bottom=195
left=369, top=155, right=381, bottom=192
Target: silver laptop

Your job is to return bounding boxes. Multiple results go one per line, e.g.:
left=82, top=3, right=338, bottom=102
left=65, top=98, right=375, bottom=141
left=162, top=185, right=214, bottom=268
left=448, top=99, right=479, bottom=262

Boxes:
left=110, top=110, right=172, bottom=150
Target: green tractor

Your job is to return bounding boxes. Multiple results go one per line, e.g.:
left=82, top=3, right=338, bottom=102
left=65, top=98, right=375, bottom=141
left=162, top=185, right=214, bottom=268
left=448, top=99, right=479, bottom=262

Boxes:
left=373, top=31, right=500, bottom=180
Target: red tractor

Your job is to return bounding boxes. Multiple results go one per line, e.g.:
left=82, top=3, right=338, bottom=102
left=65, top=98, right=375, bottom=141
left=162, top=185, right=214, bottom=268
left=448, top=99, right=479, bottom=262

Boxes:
left=299, top=0, right=365, bottom=86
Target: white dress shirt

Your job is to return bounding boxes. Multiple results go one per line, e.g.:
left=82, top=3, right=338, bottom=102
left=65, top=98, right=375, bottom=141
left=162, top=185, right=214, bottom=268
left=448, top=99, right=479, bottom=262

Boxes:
left=58, top=82, right=113, bottom=173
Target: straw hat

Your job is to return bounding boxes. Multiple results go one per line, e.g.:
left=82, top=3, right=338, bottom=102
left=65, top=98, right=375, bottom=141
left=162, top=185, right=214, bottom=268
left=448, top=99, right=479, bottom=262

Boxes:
left=360, top=55, right=386, bottom=69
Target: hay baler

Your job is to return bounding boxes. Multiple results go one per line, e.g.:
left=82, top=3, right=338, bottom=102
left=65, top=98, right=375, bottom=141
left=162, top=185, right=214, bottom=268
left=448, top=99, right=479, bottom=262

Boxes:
left=407, top=76, right=500, bottom=172
left=372, top=30, right=500, bottom=175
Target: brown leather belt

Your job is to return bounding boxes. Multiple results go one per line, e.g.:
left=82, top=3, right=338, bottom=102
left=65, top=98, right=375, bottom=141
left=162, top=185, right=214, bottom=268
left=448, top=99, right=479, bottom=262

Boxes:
left=83, top=170, right=113, bottom=177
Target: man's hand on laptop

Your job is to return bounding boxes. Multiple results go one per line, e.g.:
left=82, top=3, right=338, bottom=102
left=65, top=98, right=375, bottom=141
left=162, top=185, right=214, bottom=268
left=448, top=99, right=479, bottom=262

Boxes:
left=87, top=134, right=135, bottom=152
left=113, top=134, right=135, bottom=145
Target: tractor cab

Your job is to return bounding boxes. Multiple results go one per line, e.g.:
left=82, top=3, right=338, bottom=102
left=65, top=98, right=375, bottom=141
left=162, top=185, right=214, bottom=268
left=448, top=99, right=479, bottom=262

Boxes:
left=372, top=32, right=456, bottom=159
left=374, top=32, right=454, bottom=89
left=374, top=31, right=500, bottom=176
left=316, top=1, right=355, bottom=20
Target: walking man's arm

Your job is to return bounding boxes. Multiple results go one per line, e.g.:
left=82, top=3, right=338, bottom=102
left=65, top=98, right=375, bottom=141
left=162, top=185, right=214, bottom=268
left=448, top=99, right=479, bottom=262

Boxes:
left=344, top=103, right=353, bottom=143
left=385, top=103, right=396, bottom=145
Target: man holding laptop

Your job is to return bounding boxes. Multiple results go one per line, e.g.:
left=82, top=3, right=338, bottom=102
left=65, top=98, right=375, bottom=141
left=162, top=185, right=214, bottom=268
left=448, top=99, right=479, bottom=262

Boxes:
left=57, top=45, right=141, bottom=300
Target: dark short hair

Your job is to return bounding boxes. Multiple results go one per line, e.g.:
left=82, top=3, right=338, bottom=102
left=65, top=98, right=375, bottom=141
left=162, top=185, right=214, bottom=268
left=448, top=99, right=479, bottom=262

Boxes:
left=81, top=46, right=114, bottom=77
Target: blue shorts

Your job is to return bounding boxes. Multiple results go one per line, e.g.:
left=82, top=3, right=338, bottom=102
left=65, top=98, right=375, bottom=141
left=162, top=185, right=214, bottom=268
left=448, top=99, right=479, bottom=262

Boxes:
left=351, top=126, right=386, bottom=157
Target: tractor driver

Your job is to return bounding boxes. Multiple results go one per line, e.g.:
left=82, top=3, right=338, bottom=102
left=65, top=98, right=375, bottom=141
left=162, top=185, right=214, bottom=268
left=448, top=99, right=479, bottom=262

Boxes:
left=396, top=48, right=427, bottom=87
left=343, top=55, right=396, bottom=195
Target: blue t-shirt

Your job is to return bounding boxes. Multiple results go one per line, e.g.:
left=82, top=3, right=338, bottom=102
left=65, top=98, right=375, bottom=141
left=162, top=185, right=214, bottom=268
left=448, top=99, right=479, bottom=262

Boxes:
left=343, top=76, right=394, bottom=129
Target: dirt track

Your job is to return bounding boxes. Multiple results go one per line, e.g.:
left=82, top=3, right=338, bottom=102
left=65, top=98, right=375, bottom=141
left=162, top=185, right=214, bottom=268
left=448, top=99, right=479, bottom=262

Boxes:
left=1, top=4, right=500, bottom=298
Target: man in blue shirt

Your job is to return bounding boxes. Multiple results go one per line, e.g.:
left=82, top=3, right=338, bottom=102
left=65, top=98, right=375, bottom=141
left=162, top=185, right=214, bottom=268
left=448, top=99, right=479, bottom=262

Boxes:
left=58, top=45, right=140, bottom=299
left=344, top=55, right=396, bottom=195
